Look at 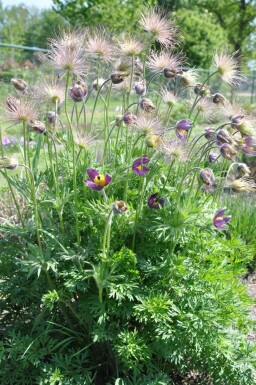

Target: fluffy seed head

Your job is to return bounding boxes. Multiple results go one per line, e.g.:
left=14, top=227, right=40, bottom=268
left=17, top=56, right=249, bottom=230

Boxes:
left=86, top=28, right=114, bottom=62
left=74, top=132, right=97, bottom=149
left=178, top=69, right=198, bottom=87
left=49, top=29, right=86, bottom=52
left=32, top=78, right=65, bottom=105
left=117, top=36, right=144, bottom=56
left=139, top=7, right=177, bottom=47
left=161, top=87, right=178, bottom=106
left=48, top=45, right=88, bottom=77
left=4, top=97, right=37, bottom=125
left=134, top=114, right=162, bottom=135
left=147, top=50, right=183, bottom=73
left=161, top=137, right=189, bottom=162
left=214, top=49, right=244, bottom=87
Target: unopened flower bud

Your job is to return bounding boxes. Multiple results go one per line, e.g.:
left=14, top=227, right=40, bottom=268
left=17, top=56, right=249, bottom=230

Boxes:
left=123, top=112, right=137, bottom=125
left=209, top=152, right=219, bottom=163
left=212, top=93, right=226, bottom=105
left=145, top=134, right=162, bottom=148
left=69, top=81, right=87, bottom=102
left=11, top=78, right=28, bottom=92
left=204, top=127, right=215, bottom=140
left=47, top=111, right=58, bottom=125
left=194, top=83, right=210, bottom=96
left=231, top=114, right=245, bottom=127
left=112, top=200, right=128, bottom=214
left=231, top=115, right=254, bottom=136
left=220, top=143, right=237, bottom=160
left=0, top=157, right=18, bottom=170
left=199, top=168, right=215, bottom=186
left=111, top=72, right=125, bottom=84
left=139, top=98, right=155, bottom=112
left=29, top=121, right=46, bottom=134
left=176, top=119, right=193, bottom=131
left=115, top=115, right=123, bottom=126
left=163, top=67, right=177, bottom=79
left=135, top=80, right=146, bottom=95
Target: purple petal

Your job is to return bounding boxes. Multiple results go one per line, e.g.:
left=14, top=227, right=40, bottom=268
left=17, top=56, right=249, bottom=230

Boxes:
left=87, top=168, right=99, bottom=181
left=133, top=166, right=150, bottom=176
left=84, top=180, right=103, bottom=191
left=148, top=193, right=158, bottom=207
left=105, top=174, right=112, bottom=186
left=132, top=156, right=150, bottom=168
left=214, top=208, right=225, bottom=220
left=223, top=216, right=231, bottom=223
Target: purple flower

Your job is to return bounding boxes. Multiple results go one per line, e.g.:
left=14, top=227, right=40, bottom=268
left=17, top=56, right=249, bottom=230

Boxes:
left=242, top=136, right=256, bottom=156
left=175, top=119, right=193, bottom=131
left=204, top=127, right=215, bottom=140
left=231, top=114, right=245, bottom=128
left=84, top=168, right=112, bottom=191
left=209, top=152, right=219, bottom=163
left=132, top=155, right=150, bottom=176
left=2, top=137, right=11, bottom=146
left=148, top=193, right=164, bottom=209
left=199, top=168, right=215, bottom=186
left=220, top=143, right=237, bottom=160
left=213, top=209, right=231, bottom=230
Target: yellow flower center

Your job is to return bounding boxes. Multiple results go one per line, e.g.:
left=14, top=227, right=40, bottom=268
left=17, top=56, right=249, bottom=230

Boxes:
left=215, top=216, right=223, bottom=221
left=136, top=165, right=143, bottom=171
left=179, top=129, right=186, bottom=135
left=93, top=174, right=107, bottom=187
left=152, top=200, right=159, bottom=207
left=247, top=146, right=254, bottom=151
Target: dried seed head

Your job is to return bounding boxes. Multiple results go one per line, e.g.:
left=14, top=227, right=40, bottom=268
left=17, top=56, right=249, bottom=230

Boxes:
left=48, top=44, right=88, bottom=77
left=134, top=114, right=162, bottom=135
left=49, top=29, right=86, bottom=52
left=74, top=132, right=96, bottom=149
left=139, top=6, right=177, bottom=47
left=11, top=78, right=28, bottom=92
left=0, top=157, right=19, bottom=170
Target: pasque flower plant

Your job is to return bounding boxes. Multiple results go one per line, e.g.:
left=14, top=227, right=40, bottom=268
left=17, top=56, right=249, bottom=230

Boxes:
left=0, top=7, right=256, bottom=385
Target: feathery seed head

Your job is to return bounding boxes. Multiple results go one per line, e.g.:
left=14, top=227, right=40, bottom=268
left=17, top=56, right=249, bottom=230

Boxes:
left=86, top=28, right=114, bottom=62
left=147, top=50, right=182, bottom=74
left=32, top=78, right=65, bottom=105
left=214, top=49, right=244, bottom=87
left=161, top=87, right=178, bottom=106
left=4, top=97, right=37, bottom=125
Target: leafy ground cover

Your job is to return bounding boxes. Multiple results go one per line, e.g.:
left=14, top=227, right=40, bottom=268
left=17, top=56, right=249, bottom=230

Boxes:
left=0, top=8, right=256, bottom=385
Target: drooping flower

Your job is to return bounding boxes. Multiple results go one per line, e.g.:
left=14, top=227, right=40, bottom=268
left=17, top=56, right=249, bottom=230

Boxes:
left=134, top=80, right=146, bottom=96
left=230, top=114, right=255, bottom=137
left=132, top=155, right=150, bottom=176
left=69, top=80, right=87, bottom=102
left=212, top=93, right=226, bottom=105
left=213, top=50, right=243, bottom=87
left=199, top=168, right=215, bottom=186
left=139, top=98, right=156, bottom=113
left=123, top=112, right=137, bottom=126
left=2, top=137, right=12, bottom=146
left=29, top=121, right=47, bottom=134
left=112, top=200, right=128, bottom=214
left=11, top=78, right=28, bottom=92
left=216, top=129, right=237, bottom=146
left=84, top=168, right=112, bottom=191
left=213, top=209, right=231, bottom=230
left=147, top=50, right=182, bottom=74
left=148, top=193, right=164, bottom=209
left=220, top=143, right=238, bottom=160
left=204, top=127, right=215, bottom=140
left=46, top=111, right=58, bottom=126
left=242, top=136, right=256, bottom=156
left=139, top=7, right=177, bottom=47
left=231, top=177, right=256, bottom=193
left=0, top=157, right=19, bottom=170
left=175, top=118, right=193, bottom=140
left=209, top=152, right=219, bottom=163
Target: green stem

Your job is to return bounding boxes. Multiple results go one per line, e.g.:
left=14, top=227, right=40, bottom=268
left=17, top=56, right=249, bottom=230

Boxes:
left=102, top=209, right=113, bottom=259
left=3, top=170, right=24, bottom=227
left=89, top=78, right=111, bottom=131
